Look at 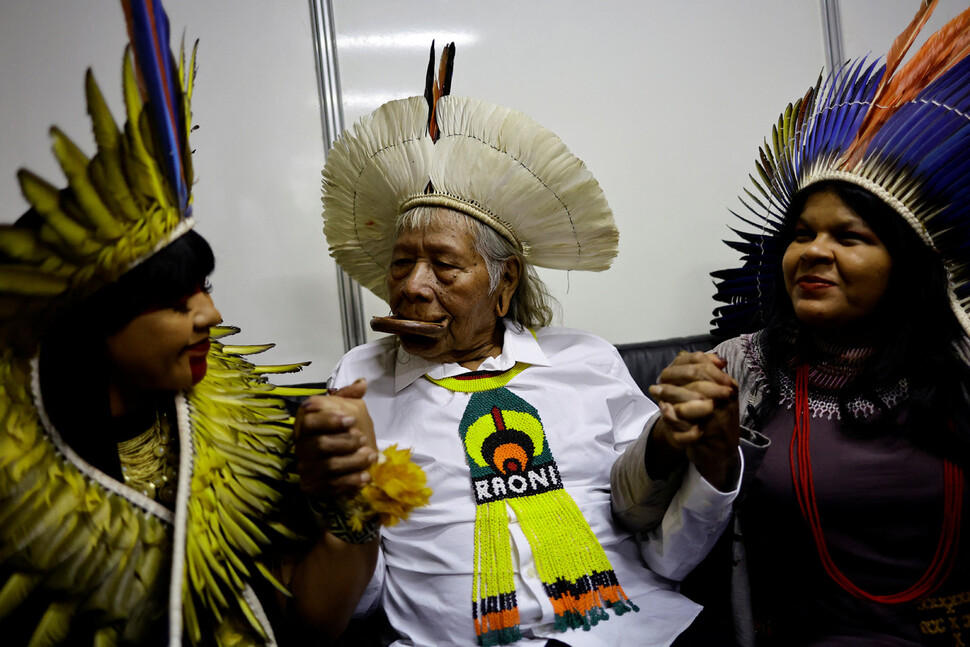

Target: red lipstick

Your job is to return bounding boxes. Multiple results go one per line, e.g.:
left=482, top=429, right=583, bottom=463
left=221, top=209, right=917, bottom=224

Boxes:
left=186, top=340, right=210, bottom=383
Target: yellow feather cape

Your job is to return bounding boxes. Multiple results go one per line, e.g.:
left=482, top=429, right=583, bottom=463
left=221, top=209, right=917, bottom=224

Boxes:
left=0, top=324, right=319, bottom=646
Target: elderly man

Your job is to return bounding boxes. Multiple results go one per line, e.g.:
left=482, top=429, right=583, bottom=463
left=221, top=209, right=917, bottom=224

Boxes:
left=295, top=46, right=738, bottom=647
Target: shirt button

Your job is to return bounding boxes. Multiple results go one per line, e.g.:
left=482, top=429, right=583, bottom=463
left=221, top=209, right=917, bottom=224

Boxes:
left=524, top=566, right=538, bottom=579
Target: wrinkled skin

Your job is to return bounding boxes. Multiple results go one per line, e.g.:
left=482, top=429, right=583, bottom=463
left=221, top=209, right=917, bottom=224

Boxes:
left=385, top=211, right=519, bottom=368
left=647, top=351, right=740, bottom=492
left=289, top=210, right=525, bottom=635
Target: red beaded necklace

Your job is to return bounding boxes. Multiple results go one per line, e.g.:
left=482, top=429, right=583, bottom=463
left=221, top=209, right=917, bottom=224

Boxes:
left=790, top=362, right=964, bottom=603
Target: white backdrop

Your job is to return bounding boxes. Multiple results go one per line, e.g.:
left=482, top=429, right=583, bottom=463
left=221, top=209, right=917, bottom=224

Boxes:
left=1, top=1, right=966, bottom=383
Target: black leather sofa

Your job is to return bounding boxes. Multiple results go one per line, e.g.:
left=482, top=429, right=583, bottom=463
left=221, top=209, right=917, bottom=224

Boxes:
left=614, top=333, right=717, bottom=394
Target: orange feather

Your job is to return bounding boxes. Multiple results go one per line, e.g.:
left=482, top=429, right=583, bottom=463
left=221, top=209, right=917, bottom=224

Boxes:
left=845, top=2, right=970, bottom=166
left=427, top=43, right=455, bottom=143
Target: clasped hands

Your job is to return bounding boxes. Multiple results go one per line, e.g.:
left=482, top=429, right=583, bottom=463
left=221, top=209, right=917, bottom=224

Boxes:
left=647, top=351, right=740, bottom=492
left=294, top=379, right=377, bottom=500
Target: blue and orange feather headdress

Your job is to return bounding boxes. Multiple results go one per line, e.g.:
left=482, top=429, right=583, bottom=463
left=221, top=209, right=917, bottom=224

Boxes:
left=712, top=0, right=970, bottom=338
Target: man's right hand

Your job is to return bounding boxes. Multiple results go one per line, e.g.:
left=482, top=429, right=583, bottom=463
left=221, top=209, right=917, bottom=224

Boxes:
left=294, top=379, right=377, bottom=499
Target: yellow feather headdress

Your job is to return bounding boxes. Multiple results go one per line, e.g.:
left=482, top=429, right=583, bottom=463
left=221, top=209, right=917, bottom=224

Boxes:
left=0, top=34, right=197, bottom=351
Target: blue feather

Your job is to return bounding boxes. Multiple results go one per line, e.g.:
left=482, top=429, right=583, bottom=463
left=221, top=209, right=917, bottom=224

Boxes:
left=871, top=62, right=970, bottom=164
left=882, top=104, right=957, bottom=164
left=830, top=61, right=879, bottom=157
left=919, top=130, right=970, bottom=188
left=915, top=54, right=970, bottom=103
left=820, top=62, right=862, bottom=154
left=121, top=0, right=189, bottom=214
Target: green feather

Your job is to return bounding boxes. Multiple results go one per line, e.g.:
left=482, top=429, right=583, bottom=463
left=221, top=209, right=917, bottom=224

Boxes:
left=252, top=361, right=310, bottom=374
left=17, top=171, right=99, bottom=259
left=176, top=38, right=196, bottom=191
left=182, top=586, right=202, bottom=645
left=220, top=344, right=275, bottom=356
left=85, top=70, right=142, bottom=222
left=222, top=476, right=272, bottom=515
left=186, top=538, right=230, bottom=610
left=255, top=561, right=290, bottom=597
left=214, top=504, right=262, bottom=557
left=50, top=127, right=123, bottom=240
left=210, top=325, right=241, bottom=339
left=267, top=520, right=304, bottom=542
left=92, top=626, right=118, bottom=647
left=25, top=511, right=79, bottom=567
left=0, top=228, right=52, bottom=264
left=121, top=49, right=170, bottom=211
left=210, top=523, right=252, bottom=581
left=28, top=600, right=76, bottom=647
left=268, top=386, right=327, bottom=397
left=0, top=267, right=68, bottom=297
left=0, top=572, right=43, bottom=619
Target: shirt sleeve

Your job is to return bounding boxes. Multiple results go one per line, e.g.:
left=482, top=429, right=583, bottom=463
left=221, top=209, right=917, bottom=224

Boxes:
left=637, top=447, right=742, bottom=582
left=610, top=422, right=685, bottom=534
left=327, top=353, right=348, bottom=391
left=352, top=544, right=386, bottom=618
left=610, top=410, right=742, bottom=581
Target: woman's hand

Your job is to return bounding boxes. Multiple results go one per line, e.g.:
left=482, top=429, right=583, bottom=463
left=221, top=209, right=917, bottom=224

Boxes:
left=646, top=352, right=740, bottom=492
left=294, top=379, right=377, bottom=500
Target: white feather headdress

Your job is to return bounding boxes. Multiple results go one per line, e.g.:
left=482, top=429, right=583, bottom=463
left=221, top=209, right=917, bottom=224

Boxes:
left=321, top=45, right=618, bottom=302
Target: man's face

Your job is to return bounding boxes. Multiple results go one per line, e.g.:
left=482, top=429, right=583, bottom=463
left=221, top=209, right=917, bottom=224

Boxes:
left=387, top=212, right=503, bottom=365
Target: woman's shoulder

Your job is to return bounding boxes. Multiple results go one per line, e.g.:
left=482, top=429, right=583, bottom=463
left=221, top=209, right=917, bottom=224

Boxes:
left=714, top=333, right=755, bottom=370
left=714, top=332, right=769, bottom=388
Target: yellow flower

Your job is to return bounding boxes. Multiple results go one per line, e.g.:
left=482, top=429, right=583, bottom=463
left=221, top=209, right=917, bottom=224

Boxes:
left=358, top=445, right=432, bottom=527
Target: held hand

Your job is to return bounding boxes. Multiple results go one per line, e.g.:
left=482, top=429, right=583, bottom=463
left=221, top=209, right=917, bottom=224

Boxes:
left=655, top=351, right=736, bottom=396
left=294, top=379, right=377, bottom=499
left=684, top=395, right=740, bottom=492
left=646, top=352, right=740, bottom=491
left=648, top=351, right=736, bottom=446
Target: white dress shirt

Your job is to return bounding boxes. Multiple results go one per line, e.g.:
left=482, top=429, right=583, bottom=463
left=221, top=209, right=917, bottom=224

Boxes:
left=332, top=322, right=736, bottom=646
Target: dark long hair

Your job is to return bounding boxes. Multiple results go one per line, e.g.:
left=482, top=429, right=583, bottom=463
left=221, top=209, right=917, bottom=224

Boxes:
left=755, top=180, right=970, bottom=459
left=38, top=229, right=215, bottom=476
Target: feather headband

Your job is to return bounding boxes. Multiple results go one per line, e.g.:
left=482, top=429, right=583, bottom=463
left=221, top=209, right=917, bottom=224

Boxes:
left=712, top=0, right=970, bottom=339
left=0, top=0, right=197, bottom=349
left=322, top=42, right=618, bottom=302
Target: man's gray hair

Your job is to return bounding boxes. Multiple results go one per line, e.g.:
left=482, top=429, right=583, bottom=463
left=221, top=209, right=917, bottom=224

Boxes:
left=397, top=207, right=557, bottom=328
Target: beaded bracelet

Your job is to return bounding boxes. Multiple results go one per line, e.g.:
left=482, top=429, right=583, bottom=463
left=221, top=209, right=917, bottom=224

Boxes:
left=309, top=499, right=380, bottom=544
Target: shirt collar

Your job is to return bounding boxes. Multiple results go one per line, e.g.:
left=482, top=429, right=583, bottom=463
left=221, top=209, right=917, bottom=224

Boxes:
left=393, top=320, right=550, bottom=393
